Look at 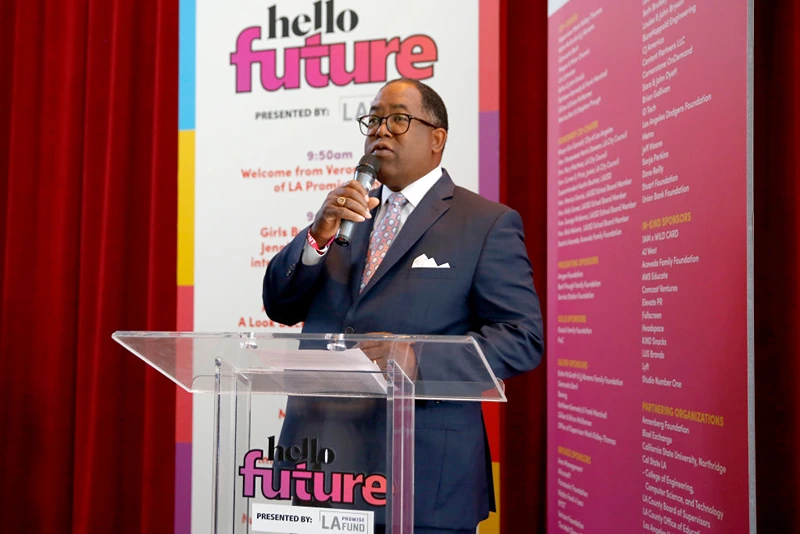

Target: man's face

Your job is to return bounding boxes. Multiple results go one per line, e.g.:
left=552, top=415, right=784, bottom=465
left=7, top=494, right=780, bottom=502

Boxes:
left=363, top=82, right=443, bottom=191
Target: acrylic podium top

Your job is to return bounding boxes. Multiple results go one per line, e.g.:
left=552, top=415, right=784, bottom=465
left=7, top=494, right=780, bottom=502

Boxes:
left=112, top=331, right=506, bottom=402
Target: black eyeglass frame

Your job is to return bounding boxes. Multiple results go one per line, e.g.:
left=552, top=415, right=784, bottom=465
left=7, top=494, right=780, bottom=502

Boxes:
left=356, top=113, right=442, bottom=136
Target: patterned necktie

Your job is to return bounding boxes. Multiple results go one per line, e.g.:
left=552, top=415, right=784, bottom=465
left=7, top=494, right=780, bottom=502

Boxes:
left=360, top=192, right=408, bottom=292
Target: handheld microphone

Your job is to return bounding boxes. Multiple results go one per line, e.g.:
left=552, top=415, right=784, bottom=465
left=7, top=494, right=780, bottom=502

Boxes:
left=335, top=155, right=381, bottom=247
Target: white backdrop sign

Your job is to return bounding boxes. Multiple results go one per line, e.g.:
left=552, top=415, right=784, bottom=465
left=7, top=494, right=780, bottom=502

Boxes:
left=187, top=1, right=487, bottom=531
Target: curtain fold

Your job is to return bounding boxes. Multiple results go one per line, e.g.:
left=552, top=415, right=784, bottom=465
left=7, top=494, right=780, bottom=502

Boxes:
left=754, top=1, right=800, bottom=532
left=0, top=0, right=177, bottom=532
left=499, top=1, right=549, bottom=533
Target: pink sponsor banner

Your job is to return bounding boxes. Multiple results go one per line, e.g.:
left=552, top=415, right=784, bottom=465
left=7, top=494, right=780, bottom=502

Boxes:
left=546, top=1, right=752, bottom=533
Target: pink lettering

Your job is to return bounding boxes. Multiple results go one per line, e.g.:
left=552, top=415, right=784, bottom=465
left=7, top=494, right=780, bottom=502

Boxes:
left=362, top=474, right=387, bottom=506
left=238, top=449, right=267, bottom=498
left=291, top=463, right=314, bottom=501
left=262, top=468, right=291, bottom=500
left=329, top=41, right=371, bottom=85
left=342, top=473, right=365, bottom=505
left=397, top=34, right=438, bottom=79
left=369, top=37, right=401, bottom=83
left=238, top=448, right=386, bottom=506
left=299, top=34, right=330, bottom=88
left=312, top=471, right=343, bottom=502
left=230, top=28, right=263, bottom=93
left=230, top=32, right=438, bottom=93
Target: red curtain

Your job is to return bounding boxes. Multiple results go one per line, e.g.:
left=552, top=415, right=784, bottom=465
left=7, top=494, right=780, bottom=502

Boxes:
left=0, top=0, right=177, bottom=532
left=499, top=0, right=549, bottom=532
left=754, top=1, right=800, bottom=532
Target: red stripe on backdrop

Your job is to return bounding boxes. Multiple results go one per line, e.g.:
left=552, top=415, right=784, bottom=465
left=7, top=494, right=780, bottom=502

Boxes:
left=177, top=285, right=194, bottom=331
left=499, top=1, right=548, bottom=533
left=176, top=388, right=193, bottom=444
left=176, top=285, right=193, bottom=442
left=483, top=403, right=501, bottom=462
left=480, top=0, right=500, bottom=112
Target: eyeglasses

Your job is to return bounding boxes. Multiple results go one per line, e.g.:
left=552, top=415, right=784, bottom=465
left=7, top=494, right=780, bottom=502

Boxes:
left=357, top=113, right=441, bottom=136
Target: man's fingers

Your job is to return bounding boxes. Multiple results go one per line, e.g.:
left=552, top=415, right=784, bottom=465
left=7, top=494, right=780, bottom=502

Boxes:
left=328, top=187, right=372, bottom=218
left=331, top=197, right=371, bottom=219
left=331, top=187, right=367, bottom=206
left=327, top=207, right=362, bottom=223
left=344, top=179, right=371, bottom=200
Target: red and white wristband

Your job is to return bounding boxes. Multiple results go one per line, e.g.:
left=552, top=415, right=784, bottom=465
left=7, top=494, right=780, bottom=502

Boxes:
left=306, top=230, right=334, bottom=253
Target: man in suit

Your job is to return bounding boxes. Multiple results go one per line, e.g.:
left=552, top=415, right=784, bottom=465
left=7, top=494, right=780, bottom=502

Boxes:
left=263, top=78, right=544, bottom=533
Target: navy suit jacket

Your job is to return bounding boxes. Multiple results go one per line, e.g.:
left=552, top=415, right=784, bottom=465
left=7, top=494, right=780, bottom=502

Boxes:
left=263, top=170, right=544, bottom=528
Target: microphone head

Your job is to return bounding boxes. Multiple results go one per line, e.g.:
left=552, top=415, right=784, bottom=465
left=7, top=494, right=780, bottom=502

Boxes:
left=356, top=154, right=381, bottom=177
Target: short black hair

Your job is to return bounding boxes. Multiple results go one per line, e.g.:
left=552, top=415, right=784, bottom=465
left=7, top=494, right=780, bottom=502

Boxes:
left=384, top=78, right=449, bottom=131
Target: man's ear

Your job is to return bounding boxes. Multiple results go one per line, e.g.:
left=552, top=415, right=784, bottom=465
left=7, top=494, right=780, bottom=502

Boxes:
left=431, top=129, right=447, bottom=154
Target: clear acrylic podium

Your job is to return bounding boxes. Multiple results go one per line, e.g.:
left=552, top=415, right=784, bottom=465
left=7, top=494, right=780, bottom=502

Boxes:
left=112, top=332, right=506, bottom=534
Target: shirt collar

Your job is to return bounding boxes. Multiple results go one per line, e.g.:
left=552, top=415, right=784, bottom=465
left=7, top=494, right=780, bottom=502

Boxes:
left=380, top=166, right=443, bottom=208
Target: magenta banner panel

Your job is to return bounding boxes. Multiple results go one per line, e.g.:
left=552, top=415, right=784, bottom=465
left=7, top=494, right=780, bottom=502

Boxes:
left=546, top=1, right=752, bottom=533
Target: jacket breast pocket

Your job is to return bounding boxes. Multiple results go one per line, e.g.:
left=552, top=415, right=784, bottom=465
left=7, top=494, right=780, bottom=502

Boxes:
left=407, top=268, right=458, bottom=280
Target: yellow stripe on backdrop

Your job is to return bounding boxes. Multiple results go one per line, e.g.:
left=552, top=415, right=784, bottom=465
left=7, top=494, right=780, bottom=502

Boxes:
left=178, top=130, right=195, bottom=286
left=478, top=462, right=501, bottom=534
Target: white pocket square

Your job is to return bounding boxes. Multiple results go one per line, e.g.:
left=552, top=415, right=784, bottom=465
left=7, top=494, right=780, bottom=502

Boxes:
left=412, top=254, right=450, bottom=269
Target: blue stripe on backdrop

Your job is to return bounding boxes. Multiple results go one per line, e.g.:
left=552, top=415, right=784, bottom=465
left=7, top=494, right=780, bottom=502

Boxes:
left=179, top=0, right=196, bottom=130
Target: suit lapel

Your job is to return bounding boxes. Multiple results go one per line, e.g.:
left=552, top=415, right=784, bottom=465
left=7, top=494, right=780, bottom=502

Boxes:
left=358, top=172, right=455, bottom=299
